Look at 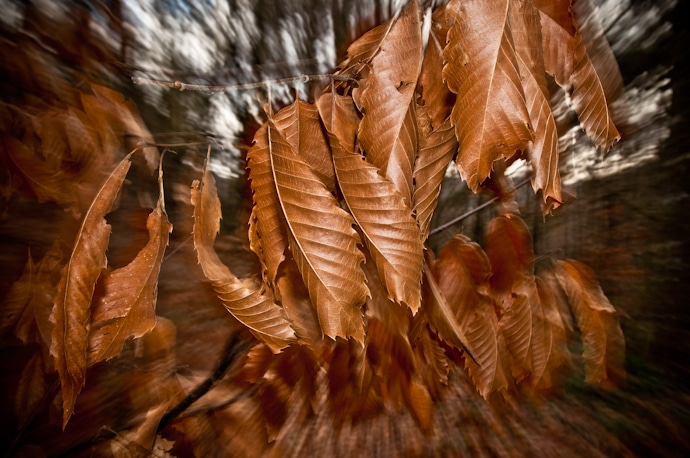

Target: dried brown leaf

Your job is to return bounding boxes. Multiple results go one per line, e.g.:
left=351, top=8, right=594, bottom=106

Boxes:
left=431, top=237, right=510, bottom=398
left=413, top=116, right=458, bottom=240
left=1, top=251, right=35, bottom=339
left=316, top=90, right=360, bottom=154
left=50, top=151, right=134, bottom=429
left=499, top=280, right=534, bottom=382
left=272, top=98, right=335, bottom=191
left=87, top=170, right=172, bottom=365
left=2, top=136, right=75, bottom=207
left=510, top=0, right=562, bottom=206
left=485, top=214, right=535, bottom=300
left=351, top=0, right=422, bottom=204
left=247, top=123, right=288, bottom=287
left=443, top=0, right=533, bottom=191
left=332, top=130, right=424, bottom=313
left=276, top=260, right=323, bottom=349
left=417, top=6, right=454, bottom=129
left=532, top=276, right=573, bottom=389
left=192, top=151, right=295, bottom=353
left=266, top=121, right=368, bottom=342
left=534, top=0, right=576, bottom=85
left=569, top=0, right=623, bottom=150
left=14, top=351, right=51, bottom=427
left=553, top=260, right=625, bottom=387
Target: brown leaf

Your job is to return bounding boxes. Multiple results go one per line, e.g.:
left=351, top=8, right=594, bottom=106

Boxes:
left=423, top=258, right=469, bottom=354
left=416, top=6, right=454, bottom=129
left=443, top=0, right=533, bottom=191
left=485, top=214, right=535, bottom=301
left=82, top=84, right=159, bottom=172
left=266, top=121, right=368, bottom=342
left=351, top=0, right=422, bottom=205
left=191, top=151, right=295, bottom=353
left=2, top=136, right=75, bottom=208
left=316, top=90, right=360, bottom=154
left=413, top=116, right=458, bottom=240
left=534, top=0, right=576, bottom=85
left=14, top=351, right=52, bottom=427
left=553, top=260, right=625, bottom=387
left=272, top=98, right=336, bottom=191
left=410, top=316, right=449, bottom=397
left=509, top=0, right=562, bottom=207
left=331, top=128, right=424, bottom=313
left=361, top=248, right=413, bottom=336
left=87, top=168, right=172, bottom=365
left=247, top=123, right=288, bottom=287
left=405, top=377, right=433, bottom=432
left=430, top=237, right=510, bottom=398
left=276, top=260, right=323, bottom=349
left=498, top=279, right=534, bottom=382
left=1, top=251, right=35, bottom=340
left=50, top=151, right=134, bottom=429
left=569, top=0, right=623, bottom=150
left=532, top=276, right=573, bottom=389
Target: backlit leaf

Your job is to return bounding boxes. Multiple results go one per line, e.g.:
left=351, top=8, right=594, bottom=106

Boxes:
left=485, top=214, right=535, bottom=301
left=443, top=0, right=533, bottom=191
left=50, top=151, right=134, bottom=429
left=534, top=0, right=576, bottom=85
left=192, top=151, right=295, bottom=353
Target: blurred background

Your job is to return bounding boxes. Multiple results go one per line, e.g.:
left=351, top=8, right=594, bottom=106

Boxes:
left=1, top=0, right=689, bottom=456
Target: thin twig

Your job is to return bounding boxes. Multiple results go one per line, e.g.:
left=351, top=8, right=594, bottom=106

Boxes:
left=156, top=333, right=251, bottom=433
left=132, top=73, right=355, bottom=93
left=429, top=178, right=531, bottom=237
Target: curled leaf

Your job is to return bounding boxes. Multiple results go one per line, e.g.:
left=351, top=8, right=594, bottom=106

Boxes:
left=192, top=150, right=295, bottom=353
left=87, top=165, right=172, bottom=365
left=50, top=151, right=134, bottom=429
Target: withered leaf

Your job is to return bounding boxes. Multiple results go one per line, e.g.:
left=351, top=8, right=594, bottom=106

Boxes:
left=332, top=131, right=424, bottom=313
left=431, top=237, right=509, bottom=398
left=267, top=121, right=368, bottom=342
left=192, top=151, right=295, bottom=353
left=351, top=0, right=422, bottom=205
left=316, top=90, right=360, bottom=154
left=1, top=251, right=35, bottom=340
left=413, top=116, right=458, bottom=240
left=247, top=123, right=288, bottom=287
left=87, top=167, right=172, bottom=365
left=14, top=351, right=52, bottom=428
left=422, top=254, right=472, bottom=357
left=498, top=279, right=534, bottom=382
left=485, top=214, right=535, bottom=301
left=272, top=98, right=335, bottom=191
left=553, top=260, right=625, bottom=387
left=534, top=0, right=576, bottom=85
left=532, top=276, right=572, bottom=389
left=509, top=0, right=562, bottom=207
left=276, top=260, right=323, bottom=349
left=569, top=0, right=623, bottom=150
left=2, top=136, right=75, bottom=208
left=50, top=151, right=134, bottom=429
left=443, top=0, right=533, bottom=191
left=416, top=6, right=454, bottom=129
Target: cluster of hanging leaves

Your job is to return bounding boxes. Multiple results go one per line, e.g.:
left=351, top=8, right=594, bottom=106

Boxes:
left=0, top=0, right=627, bottom=451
